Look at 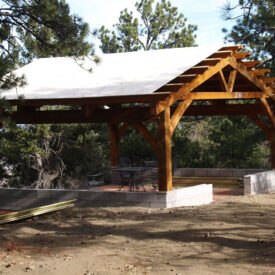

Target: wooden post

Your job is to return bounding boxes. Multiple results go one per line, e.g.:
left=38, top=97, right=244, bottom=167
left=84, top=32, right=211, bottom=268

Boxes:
left=108, top=123, right=120, bottom=167
left=271, top=127, right=275, bottom=169
left=157, top=107, right=172, bottom=192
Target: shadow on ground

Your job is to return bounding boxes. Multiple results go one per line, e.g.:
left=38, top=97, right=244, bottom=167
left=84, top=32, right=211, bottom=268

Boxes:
left=0, top=193, right=275, bottom=269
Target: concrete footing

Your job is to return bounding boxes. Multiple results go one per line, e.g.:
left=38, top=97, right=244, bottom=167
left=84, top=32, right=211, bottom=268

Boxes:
left=0, top=184, right=213, bottom=210
left=244, top=170, right=275, bottom=195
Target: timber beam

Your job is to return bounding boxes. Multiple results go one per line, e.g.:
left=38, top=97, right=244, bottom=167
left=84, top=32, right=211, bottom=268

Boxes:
left=5, top=103, right=268, bottom=125
left=131, top=123, right=158, bottom=157
left=181, top=104, right=266, bottom=117
left=8, top=107, right=155, bottom=124
left=170, top=99, right=192, bottom=136
left=182, top=92, right=268, bottom=100
left=247, top=114, right=271, bottom=141
left=7, top=93, right=170, bottom=107
left=259, top=98, right=275, bottom=127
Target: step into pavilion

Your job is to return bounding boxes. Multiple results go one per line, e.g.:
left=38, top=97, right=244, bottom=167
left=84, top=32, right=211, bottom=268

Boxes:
left=0, top=45, right=274, bottom=192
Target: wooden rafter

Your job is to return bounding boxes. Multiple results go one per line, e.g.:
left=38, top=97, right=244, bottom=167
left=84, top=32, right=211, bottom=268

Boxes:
left=198, top=58, right=221, bottom=66
left=169, top=74, right=197, bottom=84
left=251, top=69, right=270, bottom=76
left=261, top=77, right=275, bottom=85
left=210, top=51, right=232, bottom=58
left=234, top=51, right=252, bottom=59
left=219, top=45, right=244, bottom=52
left=185, top=66, right=209, bottom=74
left=241, top=61, right=261, bottom=69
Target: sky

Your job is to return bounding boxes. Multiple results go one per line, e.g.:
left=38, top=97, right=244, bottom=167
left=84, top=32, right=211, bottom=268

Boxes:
left=66, top=0, right=239, bottom=53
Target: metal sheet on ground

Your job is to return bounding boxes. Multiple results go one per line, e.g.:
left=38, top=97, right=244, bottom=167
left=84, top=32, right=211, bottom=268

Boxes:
left=0, top=199, right=76, bottom=224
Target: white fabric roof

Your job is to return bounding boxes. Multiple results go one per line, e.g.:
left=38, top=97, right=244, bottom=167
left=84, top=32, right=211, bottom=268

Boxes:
left=0, top=45, right=222, bottom=100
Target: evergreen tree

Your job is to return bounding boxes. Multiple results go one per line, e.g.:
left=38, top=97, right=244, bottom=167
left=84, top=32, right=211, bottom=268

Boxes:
left=96, top=0, right=197, bottom=53
left=0, top=123, right=111, bottom=188
left=222, top=0, right=275, bottom=75
left=0, top=0, right=100, bottom=188
left=0, top=0, right=94, bottom=89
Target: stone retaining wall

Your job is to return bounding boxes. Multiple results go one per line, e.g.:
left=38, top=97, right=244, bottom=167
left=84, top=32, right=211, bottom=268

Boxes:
left=244, top=170, right=275, bottom=195
left=0, top=184, right=213, bottom=210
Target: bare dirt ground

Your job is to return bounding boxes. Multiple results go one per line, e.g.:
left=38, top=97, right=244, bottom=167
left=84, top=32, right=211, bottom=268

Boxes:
left=0, top=193, right=275, bottom=275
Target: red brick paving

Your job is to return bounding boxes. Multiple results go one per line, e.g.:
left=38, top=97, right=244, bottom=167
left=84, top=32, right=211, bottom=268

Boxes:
left=213, top=188, right=243, bottom=200
left=90, top=184, right=244, bottom=201
left=89, top=184, right=158, bottom=192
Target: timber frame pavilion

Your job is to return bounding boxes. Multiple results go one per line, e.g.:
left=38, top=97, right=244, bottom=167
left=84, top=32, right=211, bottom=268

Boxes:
left=1, top=45, right=274, bottom=192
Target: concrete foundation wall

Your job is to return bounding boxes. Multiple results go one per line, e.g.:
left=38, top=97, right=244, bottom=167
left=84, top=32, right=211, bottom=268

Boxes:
left=166, top=184, right=213, bottom=208
left=0, top=184, right=212, bottom=210
left=174, top=168, right=266, bottom=178
left=244, top=170, right=275, bottom=195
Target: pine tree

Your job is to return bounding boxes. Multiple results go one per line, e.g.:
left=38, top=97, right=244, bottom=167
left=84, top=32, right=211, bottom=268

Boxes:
left=0, top=0, right=99, bottom=188
left=222, top=0, right=275, bottom=75
left=0, top=0, right=94, bottom=89
left=96, top=0, right=197, bottom=53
